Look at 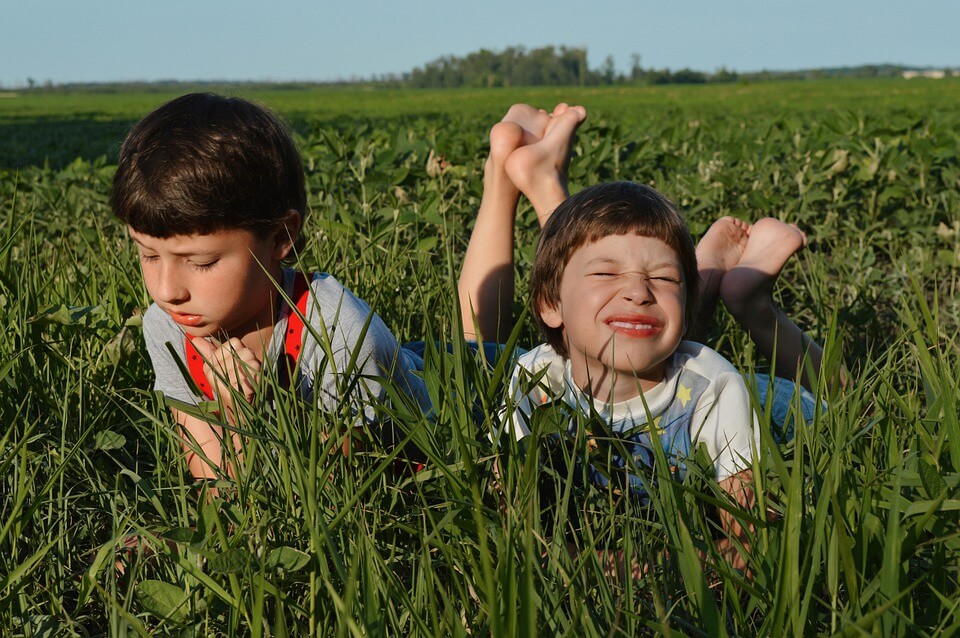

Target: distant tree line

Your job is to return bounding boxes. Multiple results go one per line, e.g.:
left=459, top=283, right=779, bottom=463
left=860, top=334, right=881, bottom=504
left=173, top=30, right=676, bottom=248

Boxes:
left=6, top=49, right=953, bottom=93
left=404, top=47, right=740, bottom=88
left=407, top=46, right=591, bottom=88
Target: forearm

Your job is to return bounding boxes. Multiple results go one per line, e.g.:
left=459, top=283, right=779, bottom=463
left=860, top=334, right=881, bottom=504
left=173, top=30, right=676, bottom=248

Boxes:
left=745, top=305, right=823, bottom=392
left=457, top=158, right=521, bottom=342
left=716, top=470, right=755, bottom=573
left=173, top=408, right=242, bottom=482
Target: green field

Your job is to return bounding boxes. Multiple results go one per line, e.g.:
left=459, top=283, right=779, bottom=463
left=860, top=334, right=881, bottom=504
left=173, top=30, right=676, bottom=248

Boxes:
left=2, top=80, right=959, bottom=635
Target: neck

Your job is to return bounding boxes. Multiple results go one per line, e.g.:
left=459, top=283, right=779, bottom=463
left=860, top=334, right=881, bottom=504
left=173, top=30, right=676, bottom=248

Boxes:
left=569, top=361, right=664, bottom=404
left=226, top=267, right=285, bottom=359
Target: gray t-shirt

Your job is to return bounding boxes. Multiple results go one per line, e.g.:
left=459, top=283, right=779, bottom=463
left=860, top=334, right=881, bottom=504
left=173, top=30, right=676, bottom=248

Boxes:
left=142, top=268, right=430, bottom=419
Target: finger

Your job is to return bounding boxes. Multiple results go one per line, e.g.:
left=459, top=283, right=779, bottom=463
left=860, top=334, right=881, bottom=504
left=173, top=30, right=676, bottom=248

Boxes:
left=231, top=345, right=262, bottom=374
left=191, top=336, right=216, bottom=357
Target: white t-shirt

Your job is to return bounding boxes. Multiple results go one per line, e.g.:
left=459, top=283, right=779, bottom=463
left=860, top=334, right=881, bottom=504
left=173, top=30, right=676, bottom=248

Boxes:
left=501, top=341, right=759, bottom=481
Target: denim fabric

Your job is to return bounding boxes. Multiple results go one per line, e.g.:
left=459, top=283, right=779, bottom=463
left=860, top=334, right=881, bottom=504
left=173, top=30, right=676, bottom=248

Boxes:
left=403, top=340, right=518, bottom=368
left=753, top=374, right=822, bottom=443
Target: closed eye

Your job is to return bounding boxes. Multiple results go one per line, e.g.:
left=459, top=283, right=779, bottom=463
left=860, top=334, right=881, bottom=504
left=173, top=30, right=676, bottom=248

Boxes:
left=649, top=276, right=682, bottom=288
left=192, top=260, right=218, bottom=272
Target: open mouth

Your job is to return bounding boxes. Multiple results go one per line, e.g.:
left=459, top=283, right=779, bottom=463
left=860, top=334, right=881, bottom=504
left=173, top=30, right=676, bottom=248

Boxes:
left=606, top=315, right=662, bottom=337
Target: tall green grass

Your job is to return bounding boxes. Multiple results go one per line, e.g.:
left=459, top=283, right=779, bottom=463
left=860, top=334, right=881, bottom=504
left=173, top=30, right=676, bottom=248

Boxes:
left=2, top=82, right=959, bottom=635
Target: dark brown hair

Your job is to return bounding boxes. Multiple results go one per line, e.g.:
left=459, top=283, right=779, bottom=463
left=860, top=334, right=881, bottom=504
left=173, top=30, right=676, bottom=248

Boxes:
left=530, top=181, right=699, bottom=357
left=111, top=93, right=306, bottom=250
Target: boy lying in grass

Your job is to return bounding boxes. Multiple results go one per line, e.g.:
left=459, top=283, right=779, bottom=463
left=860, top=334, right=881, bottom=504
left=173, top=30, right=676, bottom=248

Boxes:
left=111, top=93, right=431, bottom=482
left=458, top=103, right=823, bottom=571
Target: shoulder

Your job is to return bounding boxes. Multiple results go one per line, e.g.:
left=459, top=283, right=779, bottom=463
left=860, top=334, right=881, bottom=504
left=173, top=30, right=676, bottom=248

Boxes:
left=141, top=304, right=198, bottom=402
left=301, top=272, right=400, bottom=357
left=143, top=302, right=170, bottom=328
left=502, top=344, right=568, bottom=440
left=511, top=343, right=567, bottom=386
left=306, top=273, right=375, bottom=323
left=508, top=343, right=568, bottom=402
left=669, top=343, right=754, bottom=427
left=670, top=341, right=740, bottom=379
left=668, top=341, right=751, bottom=413
left=515, top=343, right=565, bottom=374
left=142, top=304, right=184, bottom=349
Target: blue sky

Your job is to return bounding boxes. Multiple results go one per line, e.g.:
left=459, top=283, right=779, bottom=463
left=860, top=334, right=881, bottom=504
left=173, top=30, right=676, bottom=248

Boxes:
left=2, top=1, right=957, bottom=87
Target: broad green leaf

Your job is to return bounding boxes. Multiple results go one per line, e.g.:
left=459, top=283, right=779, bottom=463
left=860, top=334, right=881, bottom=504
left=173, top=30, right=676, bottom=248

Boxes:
left=161, top=527, right=196, bottom=543
left=138, top=580, right=190, bottom=623
left=265, top=546, right=311, bottom=572
left=209, top=547, right=256, bottom=573
left=93, top=429, right=125, bottom=451
left=919, top=457, right=947, bottom=500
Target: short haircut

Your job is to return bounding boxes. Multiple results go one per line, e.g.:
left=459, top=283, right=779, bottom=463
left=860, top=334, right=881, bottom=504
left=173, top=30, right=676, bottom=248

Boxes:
left=530, top=181, right=699, bottom=357
left=111, top=93, right=306, bottom=251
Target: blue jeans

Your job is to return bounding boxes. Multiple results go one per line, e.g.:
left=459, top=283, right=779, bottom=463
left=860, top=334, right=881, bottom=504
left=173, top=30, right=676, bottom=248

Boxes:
left=403, top=340, right=518, bottom=369
left=753, top=374, right=822, bottom=443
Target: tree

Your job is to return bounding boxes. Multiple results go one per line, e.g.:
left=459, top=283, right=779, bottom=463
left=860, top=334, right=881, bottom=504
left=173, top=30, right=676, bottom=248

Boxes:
left=630, top=54, right=644, bottom=81
left=601, top=55, right=616, bottom=84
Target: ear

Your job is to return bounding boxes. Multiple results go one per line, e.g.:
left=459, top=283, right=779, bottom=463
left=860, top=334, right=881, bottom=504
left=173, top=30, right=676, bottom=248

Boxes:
left=538, top=300, right=564, bottom=329
left=271, top=209, right=301, bottom=260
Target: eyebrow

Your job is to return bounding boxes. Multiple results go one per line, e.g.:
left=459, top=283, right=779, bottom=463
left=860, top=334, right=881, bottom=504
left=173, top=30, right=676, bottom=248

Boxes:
left=583, top=257, right=621, bottom=266
left=582, top=256, right=680, bottom=271
left=129, top=236, right=219, bottom=258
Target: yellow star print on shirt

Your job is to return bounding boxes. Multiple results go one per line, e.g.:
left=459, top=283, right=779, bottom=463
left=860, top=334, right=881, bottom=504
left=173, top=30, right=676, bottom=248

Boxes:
left=676, top=383, right=692, bottom=408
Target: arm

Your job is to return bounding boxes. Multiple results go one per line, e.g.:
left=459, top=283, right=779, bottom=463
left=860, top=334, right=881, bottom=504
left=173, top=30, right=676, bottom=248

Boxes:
left=142, top=307, right=260, bottom=483
left=180, top=336, right=261, bottom=481
left=716, top=469, right=755, bottom=572
left=456, top=113, right=526, bottom=343
left=687, top=347, right=761, bottom=572
left=457, top=103, right=586, bottom=343
left=170, top=407, right=241, bottom=482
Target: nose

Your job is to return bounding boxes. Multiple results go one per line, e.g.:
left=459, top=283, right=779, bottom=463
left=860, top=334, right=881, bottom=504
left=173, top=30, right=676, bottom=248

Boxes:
left=622, top=276, right=654, bottom=304
left=153, top=261, right=189, bottom=305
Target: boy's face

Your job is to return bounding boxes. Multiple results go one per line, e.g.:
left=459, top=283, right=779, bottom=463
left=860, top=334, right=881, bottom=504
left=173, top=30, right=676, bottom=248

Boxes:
left=129, top=226, right=293, bottom=339
left=539, top=233, right=686, bottom=401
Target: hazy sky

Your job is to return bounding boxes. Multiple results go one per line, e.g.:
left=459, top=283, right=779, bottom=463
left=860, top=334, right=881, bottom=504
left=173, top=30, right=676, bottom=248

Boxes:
left=2, top=1, right=957, bottom=87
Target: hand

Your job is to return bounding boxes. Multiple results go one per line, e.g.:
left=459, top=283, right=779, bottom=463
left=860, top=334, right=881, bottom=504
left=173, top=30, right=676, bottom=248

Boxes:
left=192, top=336, right=262, bottom=409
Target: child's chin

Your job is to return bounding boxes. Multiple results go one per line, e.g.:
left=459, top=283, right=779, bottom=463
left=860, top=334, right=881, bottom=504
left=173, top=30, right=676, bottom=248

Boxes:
left=182, top=325, right=215, bottom=338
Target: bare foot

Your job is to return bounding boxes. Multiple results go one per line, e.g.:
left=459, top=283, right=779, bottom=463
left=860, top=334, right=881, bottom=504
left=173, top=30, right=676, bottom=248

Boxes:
left=504, top=103, right=587, bottom=226
left=720, top=218, right=807, bottom=320
left=489, top=103, right=554, bottom=168
left=488, top=120, right=526, bottom=169
left=696, top=217, right=751, bottom=305
left=688, top=217, right=750, bottom=339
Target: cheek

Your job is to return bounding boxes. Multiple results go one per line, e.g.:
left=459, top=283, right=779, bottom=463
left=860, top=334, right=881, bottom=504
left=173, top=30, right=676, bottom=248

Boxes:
left=671, top=294, right=688, bottom=333
left=582, top=284, right=616, bottom=313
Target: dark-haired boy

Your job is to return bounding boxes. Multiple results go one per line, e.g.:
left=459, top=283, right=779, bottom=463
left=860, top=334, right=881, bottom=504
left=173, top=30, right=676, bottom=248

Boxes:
left=112, top=93, right=430, bottom=481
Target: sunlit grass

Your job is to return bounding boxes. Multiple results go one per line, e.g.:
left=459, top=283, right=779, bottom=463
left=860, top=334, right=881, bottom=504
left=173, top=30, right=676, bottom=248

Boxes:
left=2, top=83, right=959, bottom=635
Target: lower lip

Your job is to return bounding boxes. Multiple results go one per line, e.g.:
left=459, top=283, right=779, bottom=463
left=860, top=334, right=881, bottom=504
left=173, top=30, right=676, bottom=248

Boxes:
left=169, top=312, right=203, bottom=327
